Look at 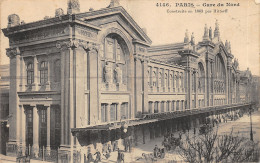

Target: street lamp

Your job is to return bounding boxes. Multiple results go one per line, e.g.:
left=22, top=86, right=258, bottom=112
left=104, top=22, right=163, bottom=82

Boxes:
left=249, top=107, right=253, bottom=141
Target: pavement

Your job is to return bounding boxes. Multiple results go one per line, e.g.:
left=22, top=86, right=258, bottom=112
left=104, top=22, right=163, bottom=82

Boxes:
left=0, top=154, right=52, bottom=163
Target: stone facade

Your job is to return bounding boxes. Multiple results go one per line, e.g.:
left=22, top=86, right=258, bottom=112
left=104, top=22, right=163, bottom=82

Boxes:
left=1, top=0, right=257, bottom=162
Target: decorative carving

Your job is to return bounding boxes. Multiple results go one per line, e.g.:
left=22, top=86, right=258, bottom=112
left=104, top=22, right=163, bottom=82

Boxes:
left=6, top=47, right=20, bottom=58
left=8, top=14, right=20, bottom=27
left=139, top=47, right=146, bottom=53
left=67, top=0, right=80, bottom=14
left=75, top=26, right=98, bottom=39
left=10, top=26, right=68, bottom=44
left=56, top=40, right=79, bottom=50
left=104, top=62, right=112, bottom=83
left=184, top=29, right=189, bottom=43
left=55, top=8, right=64, bottom=17
left=114, top=65, right=122, bottom=84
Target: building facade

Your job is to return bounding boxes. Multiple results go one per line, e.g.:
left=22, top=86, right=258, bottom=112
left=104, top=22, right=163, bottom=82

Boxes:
left=1, top=0, right=257, bottom=162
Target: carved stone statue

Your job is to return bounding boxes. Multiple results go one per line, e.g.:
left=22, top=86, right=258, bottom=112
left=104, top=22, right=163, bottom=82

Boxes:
left=8, top=14, right=20, bottom=27
left=55, top=8, right=64, bottom=17
left=67, top=0, right=80, bottom=14
left=115, top=65, right=122, bottom=84
left=104, top=62, right=112, bottom=83
left=190, top=32, right=195, bottom=45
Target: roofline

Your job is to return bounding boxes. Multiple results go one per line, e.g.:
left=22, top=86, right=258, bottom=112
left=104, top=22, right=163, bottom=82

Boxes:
left=76, top=6, right=152, bottom=44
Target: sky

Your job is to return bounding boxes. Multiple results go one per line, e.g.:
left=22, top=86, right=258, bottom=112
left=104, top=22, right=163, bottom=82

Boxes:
left=0, top=0, right=259, bottom=75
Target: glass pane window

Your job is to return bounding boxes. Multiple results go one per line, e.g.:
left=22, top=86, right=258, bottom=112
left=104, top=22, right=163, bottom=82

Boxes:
left=110, top=104, right=117, bottom=122
left=27, top=63, right=34, bottom=84
left=154, top=102, right=159, bottom=113
left=26, top=109, right=33, bottom=146
left=40, top=61, right=48, bottom=84
left=101, top=104, right=107, bottom=123
left=120, top=103, right=128, bottom=120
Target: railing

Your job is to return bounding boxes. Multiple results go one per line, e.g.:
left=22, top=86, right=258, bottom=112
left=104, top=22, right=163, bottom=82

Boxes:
left=16, top=156, right=30, bottom=163
left=17, top=146, right=58, bottom=162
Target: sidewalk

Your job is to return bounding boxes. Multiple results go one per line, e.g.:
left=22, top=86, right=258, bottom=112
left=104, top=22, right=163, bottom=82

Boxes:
left=0, top=154, right=52, bottom=163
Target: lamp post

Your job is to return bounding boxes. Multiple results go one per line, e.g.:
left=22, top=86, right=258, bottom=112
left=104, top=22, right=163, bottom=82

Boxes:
left=249, top=107, right=254, bottom=141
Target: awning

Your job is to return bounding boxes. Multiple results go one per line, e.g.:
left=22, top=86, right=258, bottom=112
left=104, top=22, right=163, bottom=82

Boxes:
left=71, top=118, right=158, bottom=134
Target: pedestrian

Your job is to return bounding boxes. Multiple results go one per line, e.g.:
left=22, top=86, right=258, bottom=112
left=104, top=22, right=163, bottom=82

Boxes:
left=94, top=149, right=101, bottom=163
left=87, top=152, right=94, bottom=163
left=179, top=131, right=182, bottom=140
left=124, top=139, right=128, bottom=152
left=160, top=148, right=165, bottom=159
left=107, top=144, right=112, bottom=153
left=153, top=145, right=159, bottom=158
left=117, top=148, right=124, bottom=163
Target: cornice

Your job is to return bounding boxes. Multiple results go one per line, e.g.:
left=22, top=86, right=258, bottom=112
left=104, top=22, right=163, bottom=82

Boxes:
left=77, top=6, right=152, bottom=45
left=2, top=15, right=101, bottom=37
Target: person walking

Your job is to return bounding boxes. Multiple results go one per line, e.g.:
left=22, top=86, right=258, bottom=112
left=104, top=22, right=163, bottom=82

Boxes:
left=94, top=150, right=101, bottom=163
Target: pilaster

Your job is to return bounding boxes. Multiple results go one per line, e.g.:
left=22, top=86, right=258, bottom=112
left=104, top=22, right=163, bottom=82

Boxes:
left=46, top=105, right=51, bottom=155
left=32, top=56, right=39, bottom=91
left=32, top=105, right=39, bottom=158
left=6, top=47, right=21, bottom=156
left=20, top=105, right=26, bottom=155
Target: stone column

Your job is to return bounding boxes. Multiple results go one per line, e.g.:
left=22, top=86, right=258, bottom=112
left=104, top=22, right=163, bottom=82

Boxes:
left=46, top=58, right=51, bottom=90
left=6, top=47, right=21, bottom=155
left=173, top=71, right=175, bottom=92
left=21, top=105, right=26, bottom=155
left=32, top=56, right=39, bottom=91
left=46, top=105, right=51, bottom=155
left=195, top=70, right=199, bottom=108
left=32, top=106, right=39, bottom=158
left=206, top=59, right=210, bottom=106
left=143, top=60, right=149, bottom=113
left=187, top=68, right=192, bottom=109
left=134, top=56, right=143, bottom=116
left=20, top=57, right=26, bottom=91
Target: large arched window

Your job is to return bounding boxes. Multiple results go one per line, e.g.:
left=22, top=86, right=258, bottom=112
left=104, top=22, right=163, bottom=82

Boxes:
left=198, top=63, right=205, bottom=93
left=214, top=54, right=226, bottom=94
left=103, top=34, right=128, bottom=85
left=27, top=62, right=34, bottom=84
left=54, top=59, right=61, bottom=82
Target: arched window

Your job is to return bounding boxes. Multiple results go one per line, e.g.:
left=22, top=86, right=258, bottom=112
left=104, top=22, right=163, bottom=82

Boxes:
left=169, top=74, right=172, bottom=90
left=165, top=73, right=168, bottom=90
left=40, top=61, right=48, bottom=84
left=158, top=72, right=162, bottom=88
left=27, top=62, right=34, bottom=84
left=214, top=54, right=226, bottom=93
left=152, top=71, right=157, bottom=87
left=103, top=34, right=127, bottom=86
left=54, top=59, right=61, bottom=82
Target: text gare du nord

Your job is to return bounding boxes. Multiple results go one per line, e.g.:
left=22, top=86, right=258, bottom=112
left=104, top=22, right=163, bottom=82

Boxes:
left=156, top=2, right=240, bottom=7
